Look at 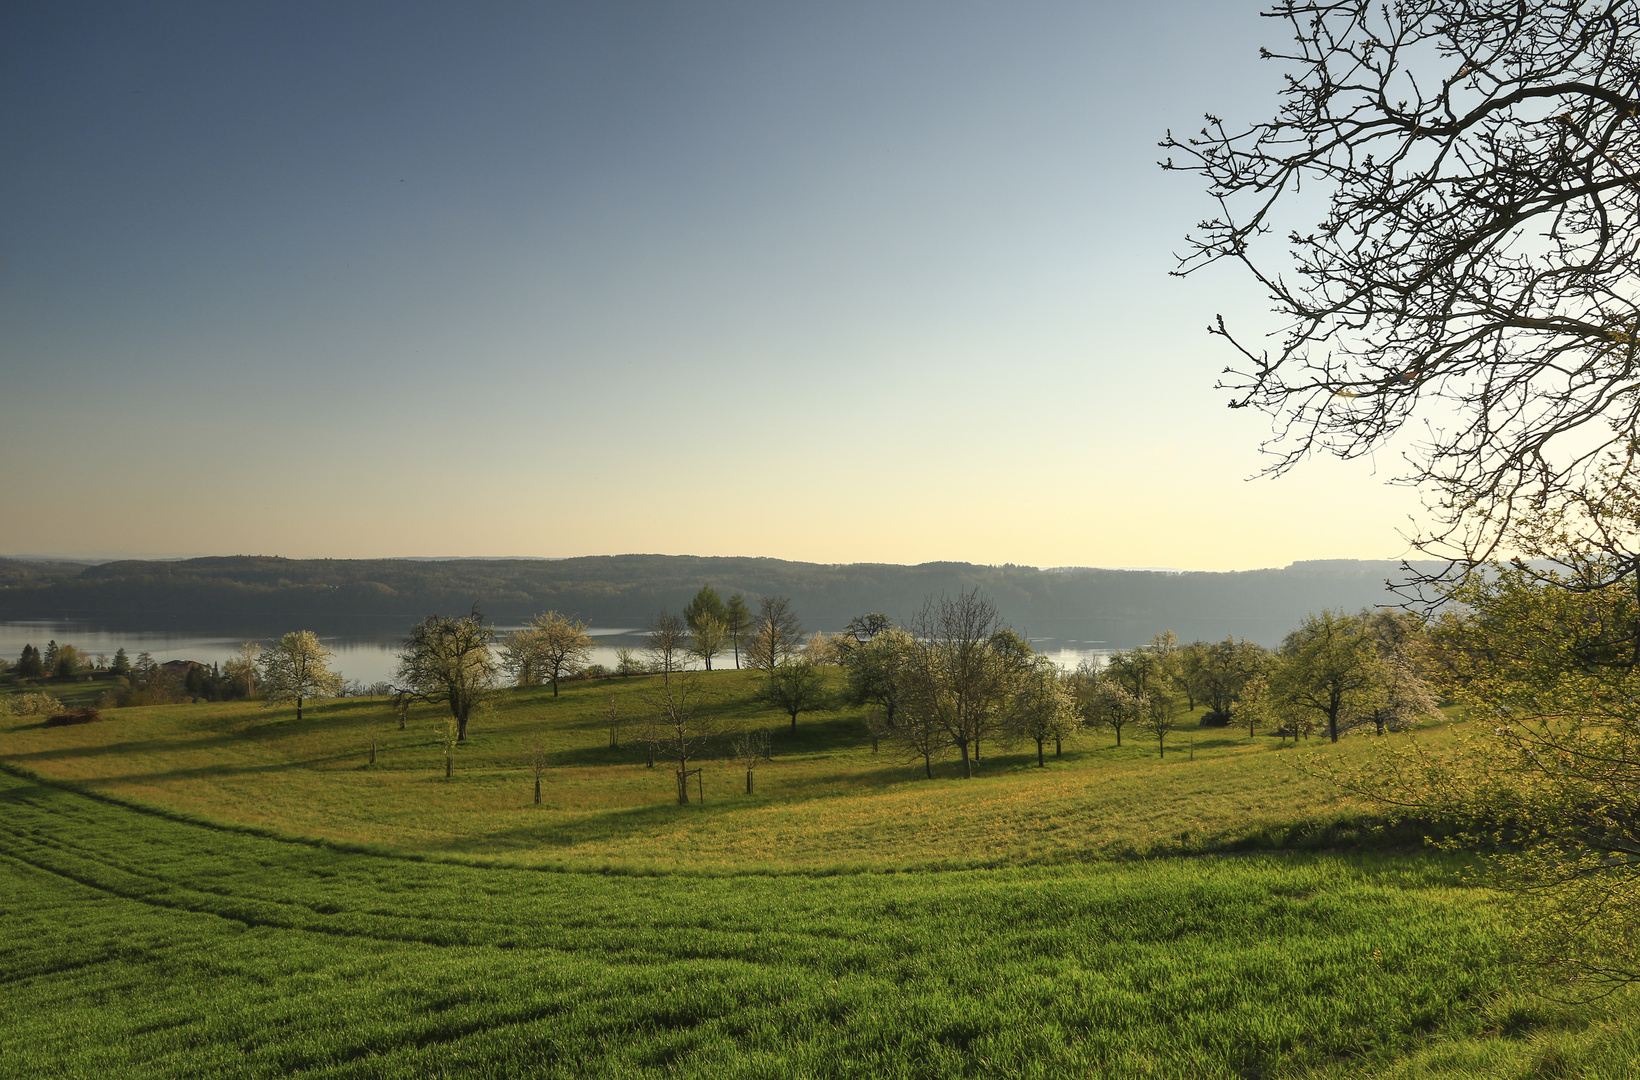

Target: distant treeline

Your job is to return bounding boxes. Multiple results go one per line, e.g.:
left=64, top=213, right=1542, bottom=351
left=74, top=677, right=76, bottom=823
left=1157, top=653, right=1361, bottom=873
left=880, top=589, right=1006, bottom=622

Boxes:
left=0, top=555, right=1438, bottom=648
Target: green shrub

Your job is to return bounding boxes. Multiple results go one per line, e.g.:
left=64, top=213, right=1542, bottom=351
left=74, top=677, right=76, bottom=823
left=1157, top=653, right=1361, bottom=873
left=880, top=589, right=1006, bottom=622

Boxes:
left=6, top=692, right=62, bottom=717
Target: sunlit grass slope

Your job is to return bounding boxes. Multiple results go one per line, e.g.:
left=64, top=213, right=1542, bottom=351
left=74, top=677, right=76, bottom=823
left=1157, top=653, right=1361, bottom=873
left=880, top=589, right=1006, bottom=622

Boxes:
left=0, top=767, right=1522, bottom=1079
left=4, top=669, right=1415, bottom=871
left=10, top=674, right=1640, bottom=1075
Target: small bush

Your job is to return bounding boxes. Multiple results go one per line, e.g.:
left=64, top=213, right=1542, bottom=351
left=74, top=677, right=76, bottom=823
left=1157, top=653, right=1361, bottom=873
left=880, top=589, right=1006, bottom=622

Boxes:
left=580, top=664, right=611, bottom=679
left=44, top=706, right=101, bottom=726
left=6, top=692, right=63, bottom=717
left=1199, top=710, right=1231, bottom=728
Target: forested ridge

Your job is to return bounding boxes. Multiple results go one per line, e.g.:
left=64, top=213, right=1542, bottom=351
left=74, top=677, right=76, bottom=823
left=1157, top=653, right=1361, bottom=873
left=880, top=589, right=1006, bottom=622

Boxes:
left=0, top=554, right=1430, bottom=645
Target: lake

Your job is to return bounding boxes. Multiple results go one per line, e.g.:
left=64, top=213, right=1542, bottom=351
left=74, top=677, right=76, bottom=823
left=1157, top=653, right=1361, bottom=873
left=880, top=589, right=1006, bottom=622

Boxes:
left=0, top=619, right=1113, bottom=686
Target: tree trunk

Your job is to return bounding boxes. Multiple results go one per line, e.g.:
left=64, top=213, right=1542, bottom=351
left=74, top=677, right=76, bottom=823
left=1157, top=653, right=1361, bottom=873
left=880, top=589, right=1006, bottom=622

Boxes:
left=646, top=744, right=654, bottom=768
left=534, top=777, right=541, bottom=804
left=1328, top=710, right=1340, bottom=743
left=1115, top=725, right=1122, bottom=747
left=923, top=753, right=932, bottom=779
left=676, top=769, right=689, bottom=805
left=457, top=716, right=468, bottom=741
left=1158, top=732, right=1165, bottom=758
left=369, top=741, right=376, bottom=764
left=745, top=768, right=753, bottom=795
left=445, top=756, right=452, bottom=779
left=1055, top=738, right=1062, bottom=757
left=790, top=711, right=797, bottom=734
left=551, top=675, right=559, bottom=697
left=296, top=697, right=303, bottom=722
left=959, top=740, right=972, bottom=778
left=1249, top=715, right=1256, bottom=738
left=1036, top=738, right=1045, bottom=767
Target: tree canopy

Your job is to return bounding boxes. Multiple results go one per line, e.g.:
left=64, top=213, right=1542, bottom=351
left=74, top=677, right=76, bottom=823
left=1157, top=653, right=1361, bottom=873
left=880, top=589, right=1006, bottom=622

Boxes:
left=394, top=609, right=499, bottom=741
left=258, top=631, right=343, bottom=722
left=1166, top=0, right=1640, bottom=575
left=501, top=611, right=594, bottom=696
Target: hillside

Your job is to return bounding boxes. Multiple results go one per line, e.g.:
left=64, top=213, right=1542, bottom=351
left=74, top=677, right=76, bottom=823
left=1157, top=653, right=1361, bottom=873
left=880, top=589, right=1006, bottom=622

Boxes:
left=0, top=555, right=1439, bottom=647
left=6, top=674, right=1640, bottom=1076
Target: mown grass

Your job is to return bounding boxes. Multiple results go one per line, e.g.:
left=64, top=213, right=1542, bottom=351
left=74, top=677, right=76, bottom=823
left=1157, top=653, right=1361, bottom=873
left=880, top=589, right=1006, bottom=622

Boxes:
left=6, top=671, right=1640, bottom=1076
left=2, top=669, right=1418, bottom=871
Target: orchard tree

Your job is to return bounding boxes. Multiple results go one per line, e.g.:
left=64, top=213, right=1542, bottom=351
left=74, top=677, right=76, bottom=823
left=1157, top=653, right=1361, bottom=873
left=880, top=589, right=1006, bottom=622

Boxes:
left=527, top=739, right=550, bottom=805
left=642, top=653, right=715, bottom=805
left=1269, top=610, right=1387, bottom=743
left=223, top=643, right=258, bottom=696
left=1009, top=656, right=1079, bottom=765
left=1361, top=610, right=1439, bottom=735
left=502, top=611, right=594, bottom=696
left=838, top=612, right=893, bottom=646
left=1189, top=637, right=1273, bottom=725
left=730, top=728, right=769, bottom=795
left=840, top=623, right=915, bottom=730
left=688, top=613, right=728, bottom=672
left=1073, top=663, right=1140, bottom=748
left=886, top=689, right=948, bottom=780
left=1137, top=683, right=1182, bottom=759
left=744, top=596, right=803, bottom=673
left=764, top=656, right=826, bottom=734
left=645, top=611, right=690, bottom=675
left=899, top=590, right=1016, bottom=779
left=395, top=608, right=499, bottom=741
left=259, top=630, right=343, bottom=721
left=723, top=594, right=753, bottom=669
left=1102, top=647, right=1175, bottom=723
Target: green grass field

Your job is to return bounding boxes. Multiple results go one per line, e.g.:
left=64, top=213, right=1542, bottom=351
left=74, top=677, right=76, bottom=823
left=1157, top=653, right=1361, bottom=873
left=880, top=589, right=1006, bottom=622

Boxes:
left=5, top=669, right=1640, bottom=1077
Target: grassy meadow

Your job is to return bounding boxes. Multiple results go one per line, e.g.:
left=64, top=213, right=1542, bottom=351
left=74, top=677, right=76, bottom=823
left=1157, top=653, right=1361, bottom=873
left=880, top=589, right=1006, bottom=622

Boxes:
left=5, top=668, right=1640, bottom=1076
left=3, top=670, right=1403, bottom=871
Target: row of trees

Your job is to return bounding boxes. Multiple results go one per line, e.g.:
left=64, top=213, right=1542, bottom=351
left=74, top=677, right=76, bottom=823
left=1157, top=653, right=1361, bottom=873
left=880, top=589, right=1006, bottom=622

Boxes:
left=7, top=641, right=133, bottom=681
left=135, top=590, right=1440, bottom=813
left=832, top=596, right=1440, bottom=776
left=1094, top=610, right=1437, bottom=750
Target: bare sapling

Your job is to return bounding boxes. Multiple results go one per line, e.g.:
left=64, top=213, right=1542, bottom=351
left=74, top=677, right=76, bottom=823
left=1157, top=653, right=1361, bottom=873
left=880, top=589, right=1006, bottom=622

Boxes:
left=437, top=717, right=458, bottom=779
left=730, top=729, right=769, bottom=795
left=528, top=738, right=550, bottom=805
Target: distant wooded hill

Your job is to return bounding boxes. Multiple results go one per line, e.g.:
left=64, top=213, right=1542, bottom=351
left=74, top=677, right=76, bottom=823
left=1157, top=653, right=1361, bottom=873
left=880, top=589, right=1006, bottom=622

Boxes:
left=0, top=555, right=1439, bottom=648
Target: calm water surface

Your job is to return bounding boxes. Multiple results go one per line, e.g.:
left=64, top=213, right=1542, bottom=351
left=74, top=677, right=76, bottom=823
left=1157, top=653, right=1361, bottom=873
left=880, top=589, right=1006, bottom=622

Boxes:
left=0, top=620, right=1111, bottom=686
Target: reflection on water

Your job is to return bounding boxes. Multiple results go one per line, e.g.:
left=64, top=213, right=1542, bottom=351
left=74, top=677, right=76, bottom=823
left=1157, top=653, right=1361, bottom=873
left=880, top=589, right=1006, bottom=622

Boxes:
left=0, top=620, right=1115, bottom=687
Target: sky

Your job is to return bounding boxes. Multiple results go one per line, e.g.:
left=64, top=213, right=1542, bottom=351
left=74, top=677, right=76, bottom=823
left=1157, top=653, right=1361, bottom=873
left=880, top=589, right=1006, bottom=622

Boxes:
left=0, top=1, right=1429, bottom=570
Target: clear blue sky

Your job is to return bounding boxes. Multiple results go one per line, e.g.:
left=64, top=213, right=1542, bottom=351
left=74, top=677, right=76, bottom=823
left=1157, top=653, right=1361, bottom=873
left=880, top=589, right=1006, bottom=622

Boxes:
left=0, top=2, right=1423, bottom=568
